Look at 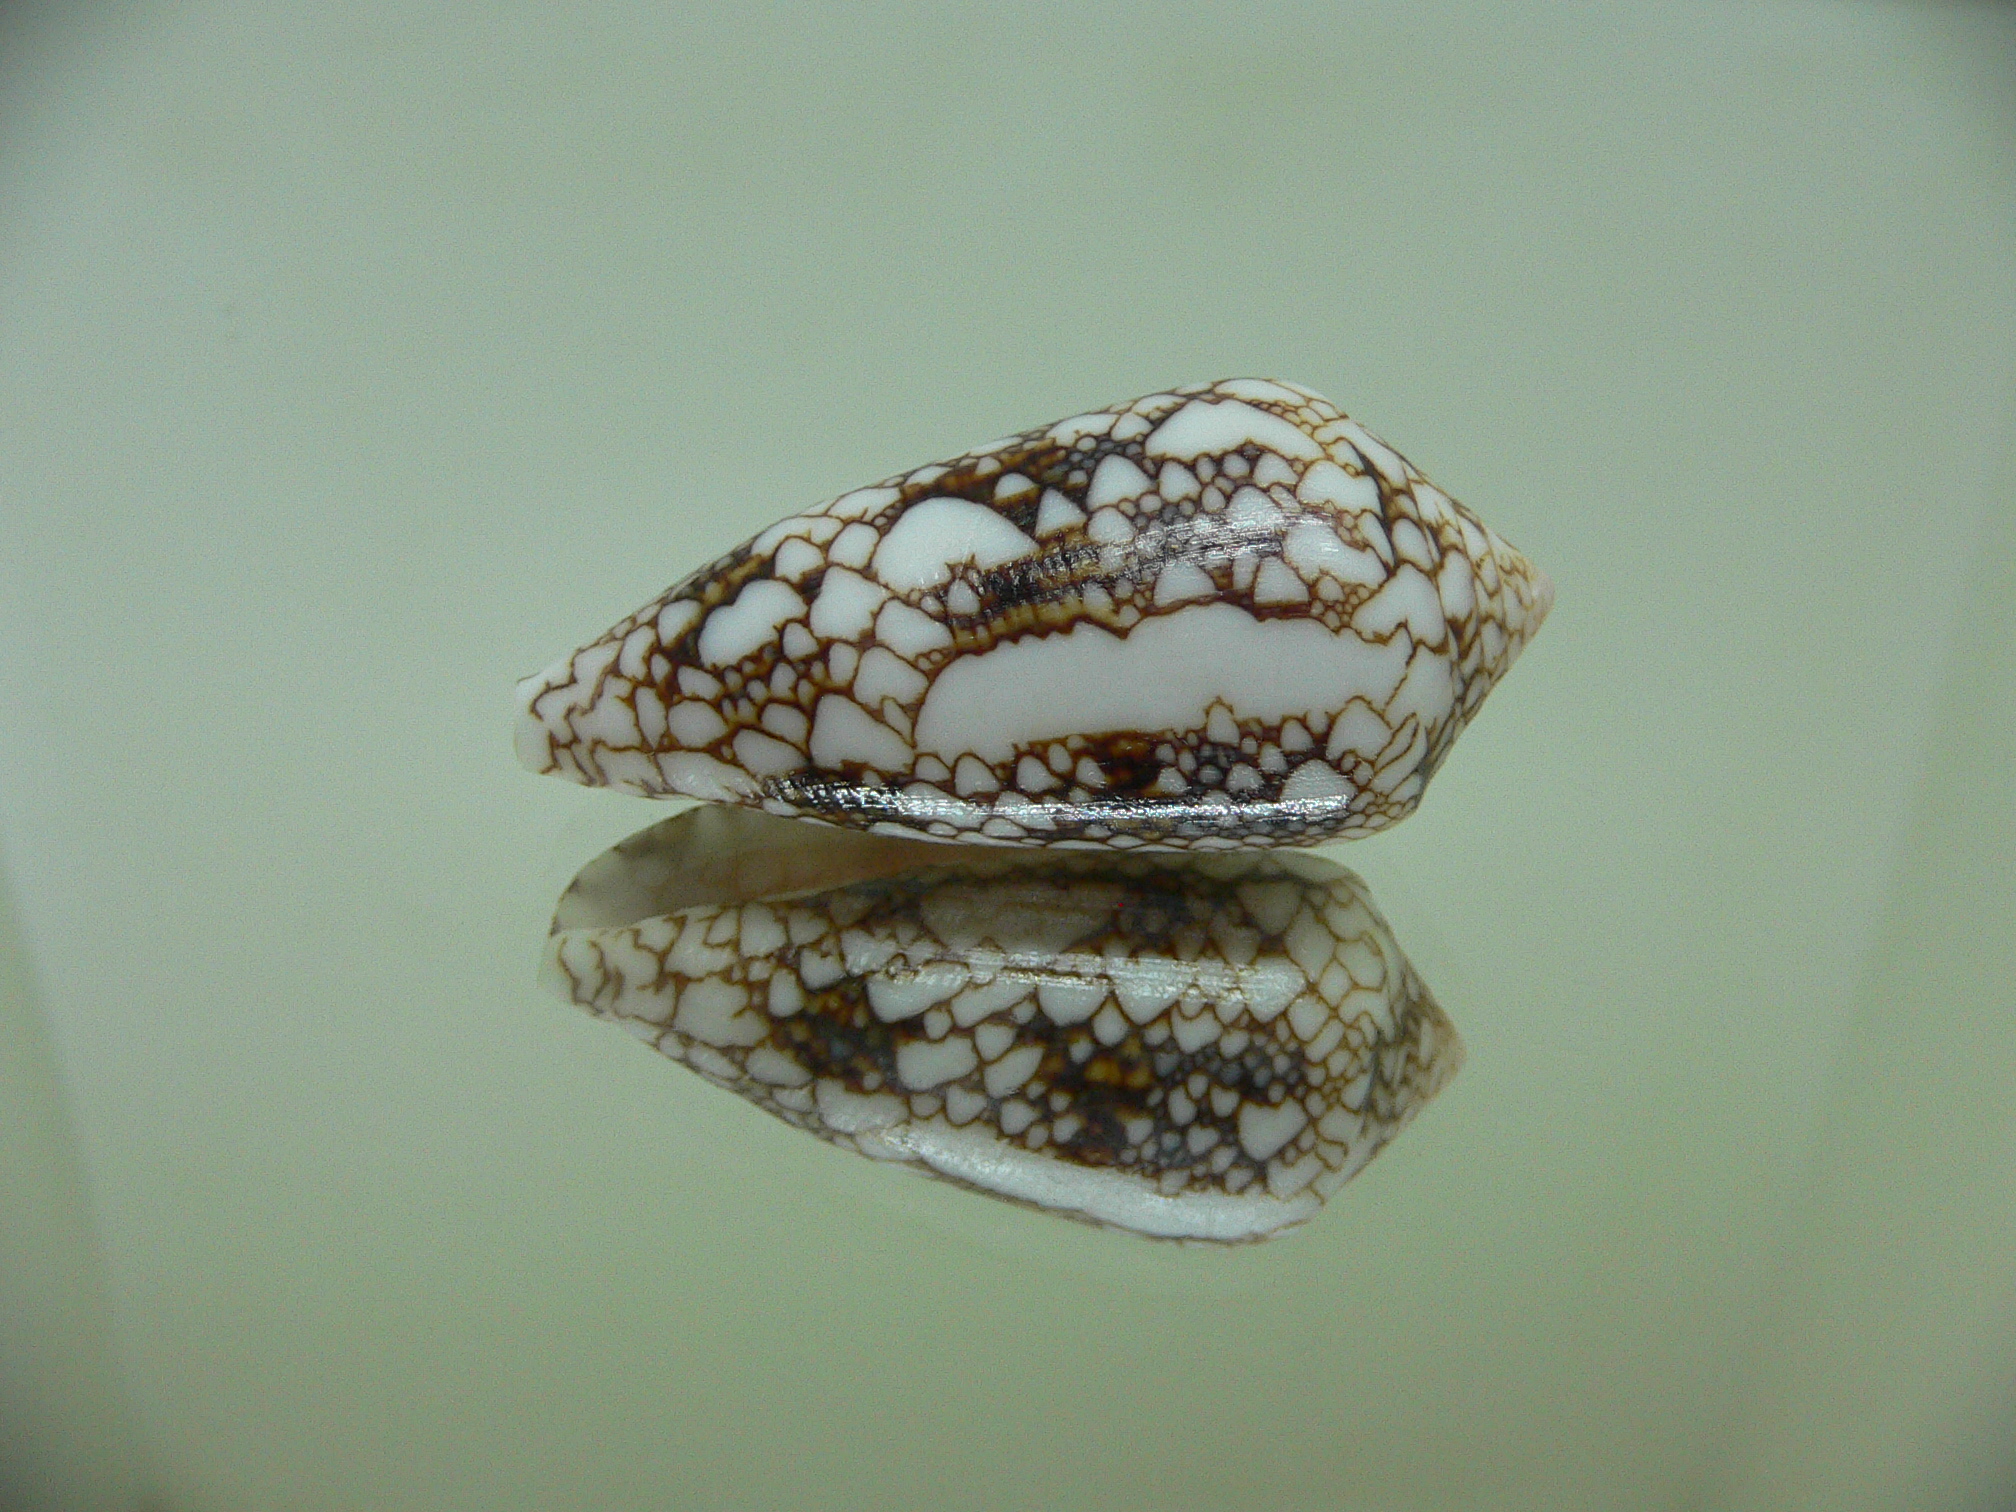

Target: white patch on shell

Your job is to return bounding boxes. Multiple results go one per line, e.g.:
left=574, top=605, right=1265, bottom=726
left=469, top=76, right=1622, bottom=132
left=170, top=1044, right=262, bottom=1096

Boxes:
left=1034, top=489, right=1086, bottom=537
left=698, top=580, right=806, bottom=667
left=912, top=602, right=1415, bottom=765
left=1084, top=454, right=1154, bottom=509
left=1145, top=399, right=1325, bottom=462
left=809, top=568, right=889, bottom=640
left=871, top=497, right=1039, bottom=591
left=810, top=695, right=913, bottom=772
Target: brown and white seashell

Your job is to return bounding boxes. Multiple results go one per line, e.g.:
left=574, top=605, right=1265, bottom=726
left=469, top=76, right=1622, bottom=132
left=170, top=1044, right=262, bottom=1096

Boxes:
left=516, top=379, right=1551, bottom=850
left=543, top=805, right=1463, bottom=1242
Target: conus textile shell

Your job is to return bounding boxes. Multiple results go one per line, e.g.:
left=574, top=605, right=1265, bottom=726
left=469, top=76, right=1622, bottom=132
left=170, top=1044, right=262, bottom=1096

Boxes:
left=516, top=379, right=1551, bottom=849
left=544, top=806, right=1463, bottom=1242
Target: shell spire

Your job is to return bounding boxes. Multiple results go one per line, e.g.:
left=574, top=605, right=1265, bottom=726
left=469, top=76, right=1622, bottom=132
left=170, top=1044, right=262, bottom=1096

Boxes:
left=517, top=379, right=1550, bottom=850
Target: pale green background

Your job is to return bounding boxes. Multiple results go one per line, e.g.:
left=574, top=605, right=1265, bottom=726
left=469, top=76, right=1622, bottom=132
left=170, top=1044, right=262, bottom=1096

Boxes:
left=3, top=4, right=2013, bottom=1510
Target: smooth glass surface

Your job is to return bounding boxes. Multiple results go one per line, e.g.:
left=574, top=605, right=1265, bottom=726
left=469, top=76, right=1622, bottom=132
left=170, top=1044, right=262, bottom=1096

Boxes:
left=3, top=5, right=2012, bottom=1509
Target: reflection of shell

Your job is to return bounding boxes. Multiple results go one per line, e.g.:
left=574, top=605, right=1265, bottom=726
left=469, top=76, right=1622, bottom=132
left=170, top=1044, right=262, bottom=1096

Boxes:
left=517, top=379, right=1550, bottom=850
left=544, top=806, right=1462, bottom=1242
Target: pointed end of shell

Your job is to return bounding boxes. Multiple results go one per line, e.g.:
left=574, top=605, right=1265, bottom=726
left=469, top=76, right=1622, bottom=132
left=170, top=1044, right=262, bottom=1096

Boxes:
left=512, top=653, right=588, bottom=786
left=1403, top=967, right=1466, bottom=1106
left=514, top=630, right=766, bottom=802
left=514, top=688, right=550, bottom=774
left=1489, top=532, right=1554, bottom=661
left=514, top=660, right=569, bottom=778
left=1526, top=562, right=1556, bottom=636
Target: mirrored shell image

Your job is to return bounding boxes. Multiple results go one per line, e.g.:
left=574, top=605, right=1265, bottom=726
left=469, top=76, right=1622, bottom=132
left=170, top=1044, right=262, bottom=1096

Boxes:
left=543, top=806, right=1463, bottom=1242
left=517, top=379, right=1551, bottom=850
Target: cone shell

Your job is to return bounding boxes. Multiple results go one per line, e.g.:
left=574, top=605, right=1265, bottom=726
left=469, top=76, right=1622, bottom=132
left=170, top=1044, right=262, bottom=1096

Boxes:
left=517, top=379, right=1550, bottom=850
left=544, top=806, right=1463, bottom=1242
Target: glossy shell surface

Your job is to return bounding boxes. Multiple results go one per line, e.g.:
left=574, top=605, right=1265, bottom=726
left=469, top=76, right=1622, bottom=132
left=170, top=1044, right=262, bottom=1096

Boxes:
left=544, top=806, right=1462, bottom=1242
left=517, top=379, right=1551, bottom=849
